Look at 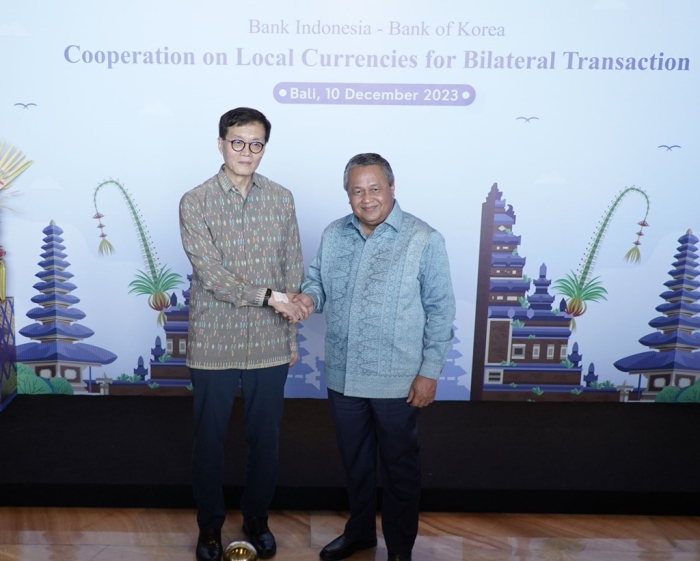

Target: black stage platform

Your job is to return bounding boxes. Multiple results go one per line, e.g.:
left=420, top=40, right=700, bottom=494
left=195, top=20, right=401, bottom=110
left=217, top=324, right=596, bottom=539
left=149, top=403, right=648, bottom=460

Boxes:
left=2, top=396, right=699, bottom=515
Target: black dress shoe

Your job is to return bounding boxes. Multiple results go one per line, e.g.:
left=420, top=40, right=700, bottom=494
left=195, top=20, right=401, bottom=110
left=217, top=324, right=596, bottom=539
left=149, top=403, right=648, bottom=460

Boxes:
left=320, top=534, right=378, bottom=560
left=387, top=554, right=412, bottom=561
left=196, top=528, right=223, bottom=561
left=242, top=516, right=277, bottom=559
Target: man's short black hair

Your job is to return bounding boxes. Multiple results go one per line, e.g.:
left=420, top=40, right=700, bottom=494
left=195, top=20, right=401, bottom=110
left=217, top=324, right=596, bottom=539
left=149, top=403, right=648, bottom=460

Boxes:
left=218, top=107, right=271, bottom=143
left=343, top=153, right=395, bottom=191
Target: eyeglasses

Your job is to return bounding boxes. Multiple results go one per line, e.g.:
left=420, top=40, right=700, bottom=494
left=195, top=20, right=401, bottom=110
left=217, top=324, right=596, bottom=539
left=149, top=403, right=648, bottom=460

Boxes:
left=225, top=139, right=265, bottom=154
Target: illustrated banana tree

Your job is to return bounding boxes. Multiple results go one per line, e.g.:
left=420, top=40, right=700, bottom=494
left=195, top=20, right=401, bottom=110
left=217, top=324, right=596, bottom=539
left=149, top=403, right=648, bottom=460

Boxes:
left=553, top=186, right=650, bottom=330
left=92, top=179, right=183, bottom=325
left=0, top=142, right=34, bottom=300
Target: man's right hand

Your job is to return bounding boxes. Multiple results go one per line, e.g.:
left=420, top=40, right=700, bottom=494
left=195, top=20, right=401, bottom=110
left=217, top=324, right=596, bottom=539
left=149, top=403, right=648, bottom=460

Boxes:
left=291, top=293, right=315, bottom=318
left=269, top=294, right=311, bottom=323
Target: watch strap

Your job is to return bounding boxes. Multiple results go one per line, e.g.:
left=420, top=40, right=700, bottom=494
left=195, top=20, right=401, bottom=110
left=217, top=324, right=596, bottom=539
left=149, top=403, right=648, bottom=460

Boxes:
left=262, top=288, right=272, bottom=306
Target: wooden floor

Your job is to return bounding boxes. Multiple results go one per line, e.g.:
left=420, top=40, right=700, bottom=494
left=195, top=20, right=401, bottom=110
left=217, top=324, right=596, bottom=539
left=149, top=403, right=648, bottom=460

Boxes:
left=0, top=509, right=699, bottom=560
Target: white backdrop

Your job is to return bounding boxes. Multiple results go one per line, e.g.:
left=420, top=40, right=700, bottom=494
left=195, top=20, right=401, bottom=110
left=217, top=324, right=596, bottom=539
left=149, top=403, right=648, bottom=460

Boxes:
left=2, top=0, right=698, bottom=398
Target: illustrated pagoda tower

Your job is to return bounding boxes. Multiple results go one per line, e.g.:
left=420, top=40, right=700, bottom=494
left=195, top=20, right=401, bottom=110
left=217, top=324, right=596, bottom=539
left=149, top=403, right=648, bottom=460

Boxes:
left=16, top=221, right=117, bottom=392
left=471, top=184, right=522, bottom=399
left=471, top=185, right=596, bottom=401
left=614, top=229, right=700, bottom=400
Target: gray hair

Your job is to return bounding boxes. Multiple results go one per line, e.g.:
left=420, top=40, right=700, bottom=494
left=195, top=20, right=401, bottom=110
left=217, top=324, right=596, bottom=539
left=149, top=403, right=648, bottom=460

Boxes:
left=343, top=153, right=395, bottom=191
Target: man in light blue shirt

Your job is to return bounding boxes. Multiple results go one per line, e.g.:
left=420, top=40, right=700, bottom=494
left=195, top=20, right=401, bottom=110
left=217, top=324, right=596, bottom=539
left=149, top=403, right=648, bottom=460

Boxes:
left=295, top=153, right=456, bottom=561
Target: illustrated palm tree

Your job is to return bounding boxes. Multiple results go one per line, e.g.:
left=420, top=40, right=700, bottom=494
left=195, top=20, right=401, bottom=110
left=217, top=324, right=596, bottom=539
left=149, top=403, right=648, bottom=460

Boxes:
left=553, top=186, right=650, bottom=330
left=0, top=142, right=34, bottom=300
left=92, top=179, right=183, bottom=325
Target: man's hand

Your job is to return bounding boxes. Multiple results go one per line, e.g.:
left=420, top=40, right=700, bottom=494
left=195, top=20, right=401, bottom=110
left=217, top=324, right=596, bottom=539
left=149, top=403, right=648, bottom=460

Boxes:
left=407, top=375, right=437, bottom=408
left=289, top=351, right=299, bottom=367
left=269, top=293, right=311, bottom=323
left=291, top=293, right=315, bottom=317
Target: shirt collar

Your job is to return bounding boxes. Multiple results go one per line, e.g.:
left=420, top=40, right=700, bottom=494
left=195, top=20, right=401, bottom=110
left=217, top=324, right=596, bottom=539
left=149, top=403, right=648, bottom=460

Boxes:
left=346, top=200, right=403, bottom=237
left=217, top=166, right=262, bottom=194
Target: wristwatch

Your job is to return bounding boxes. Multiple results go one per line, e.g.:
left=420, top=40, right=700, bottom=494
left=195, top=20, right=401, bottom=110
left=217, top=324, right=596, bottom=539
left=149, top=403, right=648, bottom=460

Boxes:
left=262, top=288, right=272, bottom=306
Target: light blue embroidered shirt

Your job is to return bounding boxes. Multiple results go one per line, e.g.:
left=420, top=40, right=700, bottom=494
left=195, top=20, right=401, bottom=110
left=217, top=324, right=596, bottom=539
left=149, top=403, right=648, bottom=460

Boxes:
left=301, top=201, right=456, bottom=398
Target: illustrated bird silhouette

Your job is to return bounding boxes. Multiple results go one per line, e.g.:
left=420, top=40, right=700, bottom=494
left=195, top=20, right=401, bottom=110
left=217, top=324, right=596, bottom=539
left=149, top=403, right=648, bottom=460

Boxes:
left=14, top=103, right=37, bottom=109
left=657, top=145, right=681, bottom=151
left=516, top=116, right=539, bottom=123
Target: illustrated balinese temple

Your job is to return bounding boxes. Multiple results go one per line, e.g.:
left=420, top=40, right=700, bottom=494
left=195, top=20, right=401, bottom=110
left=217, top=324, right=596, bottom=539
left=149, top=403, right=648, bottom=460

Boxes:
left=102, top=278, right=191, bottom=395
left=614, top=229, right=700, bottom=401
left=16, top=221, right=117, bottom=393
left=470, top=185, right=614, bottom=401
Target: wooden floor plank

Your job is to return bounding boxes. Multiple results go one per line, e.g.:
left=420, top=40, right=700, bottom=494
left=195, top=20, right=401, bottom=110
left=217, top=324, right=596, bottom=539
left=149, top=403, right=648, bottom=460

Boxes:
left=0, top=508, right=698, bottom=560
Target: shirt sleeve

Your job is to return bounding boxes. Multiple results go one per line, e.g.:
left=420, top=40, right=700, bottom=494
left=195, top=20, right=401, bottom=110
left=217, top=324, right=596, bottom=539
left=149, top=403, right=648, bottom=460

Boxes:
left=417, top=231, right=456, bottom=379
left=300, top=234, right=327, bottom=314
left=284, top=194, right=305, bottom=352
left=179, top=190, right=264, bottom=307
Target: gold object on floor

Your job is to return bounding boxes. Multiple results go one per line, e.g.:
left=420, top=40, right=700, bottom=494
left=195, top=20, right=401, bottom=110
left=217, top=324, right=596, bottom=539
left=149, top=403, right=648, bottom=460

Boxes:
left=224, top=540, right=258, bottom=560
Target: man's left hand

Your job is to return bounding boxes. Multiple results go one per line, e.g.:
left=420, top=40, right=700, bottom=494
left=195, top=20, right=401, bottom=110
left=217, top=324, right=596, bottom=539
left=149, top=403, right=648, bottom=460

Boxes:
left=407, top=375, right=437, bottom=408
left=289, top=351, right=299, bottom=368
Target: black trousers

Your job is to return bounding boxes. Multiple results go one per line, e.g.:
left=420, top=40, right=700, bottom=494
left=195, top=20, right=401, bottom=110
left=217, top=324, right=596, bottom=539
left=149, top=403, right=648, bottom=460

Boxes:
left=190, top=364, right=288, bottom=530
left=327, top=388, right=421, bottom=555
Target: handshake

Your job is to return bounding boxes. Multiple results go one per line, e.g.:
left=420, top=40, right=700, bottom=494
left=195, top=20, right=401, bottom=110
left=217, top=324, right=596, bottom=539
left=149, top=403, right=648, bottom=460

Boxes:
left=267, top=292, right=315, bottom=324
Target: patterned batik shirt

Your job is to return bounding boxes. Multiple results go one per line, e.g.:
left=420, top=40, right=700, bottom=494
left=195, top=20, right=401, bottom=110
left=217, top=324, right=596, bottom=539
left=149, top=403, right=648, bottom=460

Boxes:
left=301, top=201, right=456, bottom=398
left=179, top=167, right=304, bottom=370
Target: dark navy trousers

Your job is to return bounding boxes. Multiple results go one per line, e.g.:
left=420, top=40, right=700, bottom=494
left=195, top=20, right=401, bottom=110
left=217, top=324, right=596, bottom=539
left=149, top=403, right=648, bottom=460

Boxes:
left=190, top=364, right=288, bottom=530
left=327, top=389, right=421, bottom=555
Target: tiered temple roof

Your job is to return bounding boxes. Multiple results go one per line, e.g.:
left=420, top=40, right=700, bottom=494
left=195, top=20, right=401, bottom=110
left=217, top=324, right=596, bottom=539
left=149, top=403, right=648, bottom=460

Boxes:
left=17, top=221, right=116, bottom=366
left=615, top=230, right=700, bottom=374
